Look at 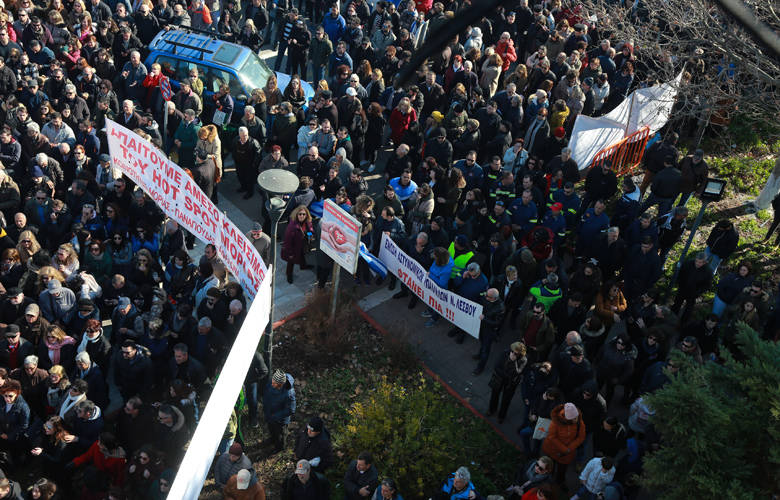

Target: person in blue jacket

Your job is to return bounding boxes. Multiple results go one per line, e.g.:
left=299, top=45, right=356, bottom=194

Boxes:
left=424, top=247, right=454, bottom=328
left=322, top=4, right=346, bottom=44
left=263, top=369, right=296, bottom=454
left=577, top=199, right=609, bottom=257
left=435, top=466, right=483, bottom=500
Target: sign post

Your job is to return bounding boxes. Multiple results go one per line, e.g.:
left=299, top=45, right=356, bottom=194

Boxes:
left=319, top=199, right=361, bottom=320
left=160, top=76, right=172, bottom=153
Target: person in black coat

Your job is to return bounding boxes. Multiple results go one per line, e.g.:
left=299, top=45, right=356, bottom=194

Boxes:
left=549, top=293, right=587, bottom=339
left=705, top=219, right=739, bottom=274
left=78, top=320, right=112, bottom=373
left=244, top=350, right=269, bottom=428
left=593, top=416, right=628, bottom=458
left=0, top=325, right=35, bottom=372
left=491, top=266, right=524, bottom=327
left=168, top=344, right=207, bottom=391
left=581, top=162, right=617, bottom=212
left=0, top=289, right=34, bottom=325
left=343, top=452, right=380, bottom=500
left=293, top=417, right=335, bottom=473
left=114, top=340, right=154, bottom=401
left=68, top=399, right=104, bottom=456
left=113, top=396, right=155, bottom=455
left=282, top=459, right=331, bottom=500
left=192, top=150, right=216, bottom=200
left=640, top=156, right=681, bottom=217
left=556, top=344, right=594, bottom=398
left=672, top=252, right=713, bottom=322
left=487, top=342, right=528, bottom=422
left=0, top=379, right=30, bottom=459
left=622, top=237, right=662, bottom=301
left=74, top=352, right=109, bottom=411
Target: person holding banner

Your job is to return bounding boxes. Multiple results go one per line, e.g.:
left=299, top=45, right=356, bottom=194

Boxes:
left=472, top=288, right=505, bottom=375
left=447, top=262, right=488, bottom=344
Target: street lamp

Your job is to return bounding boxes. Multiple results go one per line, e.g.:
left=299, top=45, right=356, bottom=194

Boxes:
left=257, top=168, right=300, bottom=374
left=671, top=177, right=728, bottom=285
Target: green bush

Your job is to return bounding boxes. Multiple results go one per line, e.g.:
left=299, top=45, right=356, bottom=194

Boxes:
left=641, top=324, right=780, bottom=497
left=708, top=156, right=775, bottom=196
left=335, top=375, right=519, bottom=498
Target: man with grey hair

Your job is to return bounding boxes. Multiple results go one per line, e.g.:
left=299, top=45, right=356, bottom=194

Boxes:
left=120, top=99, right=141, bottom=130
left=392, top=231, right=433, bottom=308
left=473, top=287, right=506, bottom=375
left=60, top=83, right=90, bottom=123
left=439, top=466, right=480, bottom=499
left=240, top=104, right=265, bottom=143
left=30, top=152, right=64, bottom=187
left=233, top=125, right=262, bottom=198
left=283, top=459, right=330, bottom=499
left=9, top=354, right=48, bottom=416
left=449, top=262, right=489, bottom=344
left=170, top=342, right=207, bottom=390
left=548, top=146, right=579, bottom=184
left=192, top=316, right=226, bottom=376
left=74, top=351, right=109, bottom=409
left=120, top=50, right=147, bottom=101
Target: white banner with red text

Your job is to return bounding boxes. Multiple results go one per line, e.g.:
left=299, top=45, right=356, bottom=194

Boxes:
left=377, top=233, right=482, bottom=338
left=106, top=119, right=267, bottom=301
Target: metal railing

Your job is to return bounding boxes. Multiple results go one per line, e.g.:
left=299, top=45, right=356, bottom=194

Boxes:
left=589, top=126, right=652, bottom=176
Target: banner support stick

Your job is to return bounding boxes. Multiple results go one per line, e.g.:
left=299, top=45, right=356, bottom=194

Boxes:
left=330, top=263, right=341, bottom=321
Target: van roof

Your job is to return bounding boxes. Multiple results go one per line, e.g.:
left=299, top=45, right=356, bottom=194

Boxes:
left=149, top=29, right=250, bottom=68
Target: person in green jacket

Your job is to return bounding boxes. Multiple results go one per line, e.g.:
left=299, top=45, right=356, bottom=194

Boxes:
left=173, top=109, right=201, bottom=170
left=309, top=26, right=333, bottom=83
left=529, top=273, right=563, bottom=312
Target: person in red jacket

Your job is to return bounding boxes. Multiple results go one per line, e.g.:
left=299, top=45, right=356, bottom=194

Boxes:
left=68, top=431, right=127, bottom=497
left=389, top=97, right=417, bottom=146
left=495, top=32, right=518, bottom=73
left=142, top=63, right=165, bottom=111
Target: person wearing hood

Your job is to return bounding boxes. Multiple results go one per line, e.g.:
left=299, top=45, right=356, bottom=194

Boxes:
left=464, top=27, right=483, bottom=52
left=38, top=278, right=77, bottom=325
left=224, top=468, right=266, bottom=500
left=153, top=403, right=188, bottom=464
left=263, top=369, right=296, bottom=454
left=294, top=416, right=335, bottom=473
left=215, top=442, right=255, bottom=490
left=542, top=402, right=586, bottom=484
left=74, top=352, right=109, bottom=411
left=67, top=399, right=104, bottom=455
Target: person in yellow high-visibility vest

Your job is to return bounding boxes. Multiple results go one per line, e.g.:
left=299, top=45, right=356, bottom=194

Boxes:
left=448, top=235, right=475, bottom=279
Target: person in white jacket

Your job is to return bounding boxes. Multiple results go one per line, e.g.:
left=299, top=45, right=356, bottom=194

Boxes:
left=571, top=456, right=616, bottom=500
left=297, top=118, right=320, bottom=159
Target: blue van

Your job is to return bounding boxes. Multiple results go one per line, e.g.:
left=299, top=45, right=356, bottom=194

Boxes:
left=145, top=28, right=315, bottom=121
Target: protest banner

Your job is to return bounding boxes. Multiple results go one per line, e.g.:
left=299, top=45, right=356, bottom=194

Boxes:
left=320, top=199, right=361, bottom=274
left=377, top=233, right=482, bottom=338
left=106, top=119, right=267, bottom=300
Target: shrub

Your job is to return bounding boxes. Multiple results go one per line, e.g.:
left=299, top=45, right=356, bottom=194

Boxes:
left=335, top=375, right=519, bottom=498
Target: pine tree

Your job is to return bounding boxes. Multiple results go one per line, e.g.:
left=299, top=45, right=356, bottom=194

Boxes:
left=641, top=323, right=780, bottom=498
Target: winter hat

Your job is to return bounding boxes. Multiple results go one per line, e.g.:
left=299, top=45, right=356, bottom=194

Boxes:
left=25, top=303, right=39, bottom=316
left=308, top=416, right=324, bottom=433
left=454, top=234, right=468, bottom=247
left=31, top=165, right=44, bottom=178
left=564, top=402, right=579, bottom=420
left=553, top=127, right=566, bottom=138
left=4, top=324, right=20, bottom=337
left=229, top=442, right=243, bottom=456
left=546, top=273, right=559, bottom=287
left=236, top=469, right=251, bottom=490
left=430, top=111, right=444, bottom=123
left=118, top=297, right=131, bottom=307
left=272, top=369, right=286, bottom=384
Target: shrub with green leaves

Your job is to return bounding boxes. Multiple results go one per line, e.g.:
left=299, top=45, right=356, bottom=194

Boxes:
left=335, top=375, right=519, bottom=498
left=641, top=323, right=780, bottom=498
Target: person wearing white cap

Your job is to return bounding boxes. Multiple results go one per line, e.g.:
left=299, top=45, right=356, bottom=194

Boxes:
left=282, top=459, right=331, bottom=499
left=542, top=402, right=586, bottom=484
left=223, top=468, right=266, bottom=499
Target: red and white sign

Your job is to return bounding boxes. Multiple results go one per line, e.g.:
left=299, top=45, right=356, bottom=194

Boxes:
left=320, top=199, right=361, bottom=274
left=160, top=76, right=173, bottom=101
left=106, top=119, right=267, bottom=300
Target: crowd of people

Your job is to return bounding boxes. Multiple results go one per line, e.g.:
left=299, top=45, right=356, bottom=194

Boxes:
left=0, top=0, right=776, bottom=497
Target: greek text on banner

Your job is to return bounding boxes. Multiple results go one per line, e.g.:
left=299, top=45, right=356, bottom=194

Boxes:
left=106, top=119, right=267, bottom=301
left=377, top=233, right=482, bottom=338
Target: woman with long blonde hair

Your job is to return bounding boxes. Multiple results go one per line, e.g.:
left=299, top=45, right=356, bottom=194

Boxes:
left=16, top=230, right=41, bottom=264
left=52, top=243, right=79, bottom=280
left=281, top=205, right=313, bottom=284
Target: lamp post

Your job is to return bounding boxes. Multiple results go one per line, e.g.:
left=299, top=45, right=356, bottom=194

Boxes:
left=257, top=169, right=300, bottom=374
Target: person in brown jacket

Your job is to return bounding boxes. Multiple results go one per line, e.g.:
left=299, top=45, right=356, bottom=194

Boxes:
left=223, top=469, right=266, bottom=500
left=542, top=402, right=586, bottom=484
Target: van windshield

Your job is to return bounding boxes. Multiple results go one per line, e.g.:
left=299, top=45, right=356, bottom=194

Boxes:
left=239, top=54, right=274, bottom=92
